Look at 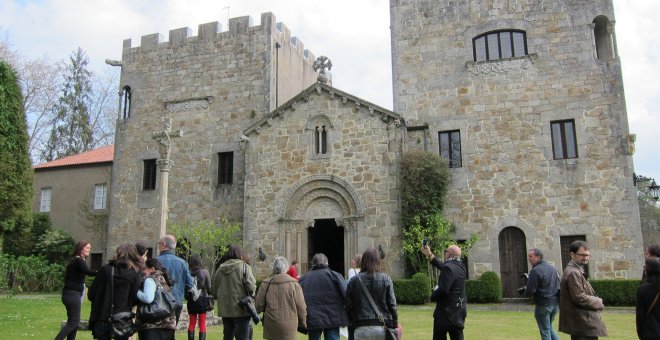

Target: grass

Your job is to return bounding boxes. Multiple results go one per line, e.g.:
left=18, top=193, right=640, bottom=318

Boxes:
left=0, top=294, right=638, bottom=339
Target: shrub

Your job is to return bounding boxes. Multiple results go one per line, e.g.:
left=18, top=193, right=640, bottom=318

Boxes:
left=0, top=254, right=64, bottom=293
left=467, top=271, right=502, bottom=303
left=590, top=279, right=638, bottom=306
left=393, top=273, right=429, bottom=304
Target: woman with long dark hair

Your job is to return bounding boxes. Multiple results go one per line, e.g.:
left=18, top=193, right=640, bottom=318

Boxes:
left=345, top=248, right=398, bottom=340
left=88, top=243, right=143, bottom=340
left=187, top=254, right=212, bottom=340
left=55, top=241, right=97, bottom=340
left=136, top=258, right=176, bottom=340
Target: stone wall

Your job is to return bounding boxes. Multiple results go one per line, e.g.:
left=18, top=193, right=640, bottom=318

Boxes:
left=107, top=12, right=317, bottom=256
left=243, top=83, right=406, bottom=278
left=390, top=0, right=643, bottom=279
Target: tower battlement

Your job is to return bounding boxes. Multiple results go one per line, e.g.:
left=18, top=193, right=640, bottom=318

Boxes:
left=121, top=12, right=315, bottom=61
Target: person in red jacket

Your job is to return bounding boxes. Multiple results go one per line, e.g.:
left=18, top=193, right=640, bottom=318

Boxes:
left=287, top=259, right=299, bottom=280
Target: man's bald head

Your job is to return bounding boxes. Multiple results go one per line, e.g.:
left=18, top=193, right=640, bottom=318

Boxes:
left=447, top=245, right=462, bottom=258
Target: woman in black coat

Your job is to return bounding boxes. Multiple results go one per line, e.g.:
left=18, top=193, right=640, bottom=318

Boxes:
left=637, top=257, right=660, bottom=340
left=88, top=243, right=143, bottom=340
left=55, top=241, right=97, bottom=340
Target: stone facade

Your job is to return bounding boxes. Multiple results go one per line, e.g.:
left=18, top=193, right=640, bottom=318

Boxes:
left=108, top=1, right=643, bottom=288
left=390, top=0, right=643, bottom=291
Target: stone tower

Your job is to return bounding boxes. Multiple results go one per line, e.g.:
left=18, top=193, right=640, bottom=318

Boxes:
left=390, top=0, right=643, bottom=295
left=107, top=13, right=318, bottom=264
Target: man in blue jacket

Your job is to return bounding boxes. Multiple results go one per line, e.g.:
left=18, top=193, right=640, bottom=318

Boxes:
left=158, top=234, right=194, bottom=327
left=299, top=253, right=350, bottom=340
left=521, top=248, right=560, bottom=340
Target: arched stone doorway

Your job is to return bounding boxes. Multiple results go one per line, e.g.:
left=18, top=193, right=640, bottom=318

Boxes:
left=498, top=226, right=527, bottom=298
left=278, top=175, right=364, bottom=276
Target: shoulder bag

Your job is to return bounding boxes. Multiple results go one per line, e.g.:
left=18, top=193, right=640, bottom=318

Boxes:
left=355, top=273, right=402, bottom=340
left=110, top=266, right=135, bottom=338
left=138, top=275, right=177, bottom=321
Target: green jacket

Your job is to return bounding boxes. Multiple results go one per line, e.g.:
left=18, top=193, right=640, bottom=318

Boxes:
left=216, top=259, right=256, bottom=317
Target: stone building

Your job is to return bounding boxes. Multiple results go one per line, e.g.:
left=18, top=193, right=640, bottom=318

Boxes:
left=391, top=0, right=642, bottom=295
left=33, top=145, right=113, bottom=270
left=108, top=0, right=643, bottom=291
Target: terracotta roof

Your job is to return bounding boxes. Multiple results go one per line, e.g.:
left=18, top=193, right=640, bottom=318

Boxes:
left=33, top=145, right=114, bottom=169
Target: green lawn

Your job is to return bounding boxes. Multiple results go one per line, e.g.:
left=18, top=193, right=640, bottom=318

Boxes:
left=0, top=294, right=638, bottom=339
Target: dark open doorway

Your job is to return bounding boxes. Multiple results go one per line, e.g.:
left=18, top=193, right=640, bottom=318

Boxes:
left=308, top=219, right=345, bottom=275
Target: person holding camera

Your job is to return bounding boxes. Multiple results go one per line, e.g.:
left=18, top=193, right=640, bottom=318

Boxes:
left=519, top=248, right=560, bottom=340
left=216, top=245, right=257, bottom=340
left=422, top=244, right=467, bottom=340
left=255, top=256, right=307, bottom=340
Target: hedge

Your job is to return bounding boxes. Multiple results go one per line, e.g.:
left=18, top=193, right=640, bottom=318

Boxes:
left=0, top=254, right=64, bottom=293
left=590, top=279, right=638, bottom=306
left=466, top=271, right=502, bottom=303
left=392, top=272, right=431, bottom=304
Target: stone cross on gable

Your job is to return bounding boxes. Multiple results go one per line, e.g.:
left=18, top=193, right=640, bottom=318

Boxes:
left=151, top=117, right=183, bottom=243
left=313, top=56, right=332, bottom=84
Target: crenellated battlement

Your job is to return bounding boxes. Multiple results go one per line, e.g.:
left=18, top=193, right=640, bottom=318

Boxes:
left=121, top=12, right=315, bottom=61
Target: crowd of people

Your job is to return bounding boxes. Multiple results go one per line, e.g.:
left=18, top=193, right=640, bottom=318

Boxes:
left=55, top=237, right=660, bottom=340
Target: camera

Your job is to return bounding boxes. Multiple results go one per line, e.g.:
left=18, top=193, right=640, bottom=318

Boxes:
left=239, top=296, right=260, bottom=324
left=517, top=286, right=526, bottom=295
left=422, top=238, right=428, bottom=247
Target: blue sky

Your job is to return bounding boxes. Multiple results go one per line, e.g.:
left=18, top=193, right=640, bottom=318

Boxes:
left=1, top=0, right=657, bottom=182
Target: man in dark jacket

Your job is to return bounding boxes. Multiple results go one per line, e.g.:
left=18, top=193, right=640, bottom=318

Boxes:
left=299, top=253, right=350, bottom=340
left=423, top=244, right=467, bottom=340
left=521, top=248, right=560, bottom=340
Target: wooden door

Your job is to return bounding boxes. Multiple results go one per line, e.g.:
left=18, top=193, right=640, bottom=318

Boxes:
left=498, top=227, right=528, bottom=298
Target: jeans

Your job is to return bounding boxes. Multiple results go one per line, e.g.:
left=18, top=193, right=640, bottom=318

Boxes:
left=55, top=289, right=82, bottom=340
left=353, top=326, right=385, bottom=340
left=223, top=316, right=252, bottom=340
left=308, top=328, right=340, bottom=340
left=534, top=304, right=560, bottom=340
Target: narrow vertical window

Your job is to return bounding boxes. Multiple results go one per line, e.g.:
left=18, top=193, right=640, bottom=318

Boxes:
left=321, top=126, right=327, bottom=154
left=593, top=16, right=614, bottom=60
left=551, top=120, right=578, bottom=160
left=40, top=188, right=52, bottom=212
left=218, top=152, right=234, bottom=185
left=121, top=86, right=132, bottom=119
left=94, top=184, right=107, bottom=209
left=315, top=127, right=320, bottom=154
left=439, top=130, right=462, bottom=168
left=143, top=159, right=157, bottom=190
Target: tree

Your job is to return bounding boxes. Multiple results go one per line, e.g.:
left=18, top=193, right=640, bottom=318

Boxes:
left=0, top=60, right=33, bottom=234
left=168, top=219, right=241, bottom=282
left=1, top=35, right=62, bottom=162
left=636, top=175, right=660, bottom=247
left=42, top=48, right=94, bottom=161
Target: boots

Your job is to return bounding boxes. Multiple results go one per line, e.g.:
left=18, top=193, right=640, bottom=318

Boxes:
left=187, top=331, right=195, bottom=340
left=198, top=332, right=206, bottom=340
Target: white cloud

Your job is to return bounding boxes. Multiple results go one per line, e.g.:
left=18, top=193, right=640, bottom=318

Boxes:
left=1, top=0, right=657, bottom=181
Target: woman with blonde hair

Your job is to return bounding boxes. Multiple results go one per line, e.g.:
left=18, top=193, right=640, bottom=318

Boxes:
left=255, top=256, right=307, bottom=340
left=347, top=253, right=362, bottom=281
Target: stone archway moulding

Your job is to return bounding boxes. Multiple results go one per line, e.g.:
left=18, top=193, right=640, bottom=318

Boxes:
left=277, top=175, right=365, bottom=274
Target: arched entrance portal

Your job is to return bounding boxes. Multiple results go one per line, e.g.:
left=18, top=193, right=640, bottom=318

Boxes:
left=279, top=175, right=364, bottom=276
left=308, top=219, right=345, bottom=274
left=498, top=226, right=527, bottom=298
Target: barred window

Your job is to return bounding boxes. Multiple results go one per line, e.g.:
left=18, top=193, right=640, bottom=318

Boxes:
left=473, top=30, right=528, bottom=62
left=439, top=130, right=462, bottom=168
left=218, top=152, right=234, bottom=185
left=143, top=159, right=157, bottom=190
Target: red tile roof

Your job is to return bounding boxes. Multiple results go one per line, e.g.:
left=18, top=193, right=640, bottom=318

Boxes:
left=33, top=145, right=114, bottom=169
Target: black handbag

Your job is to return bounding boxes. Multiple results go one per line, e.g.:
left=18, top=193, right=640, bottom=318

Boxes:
left=138, top=279, right=177, bottom=321
left=109, top=266, right=135, bottom=338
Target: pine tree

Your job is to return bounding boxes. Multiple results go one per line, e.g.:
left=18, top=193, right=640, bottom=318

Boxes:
left=0, top=60, right=34, bottom=233
left=42, top=48, right=94, bottom=161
